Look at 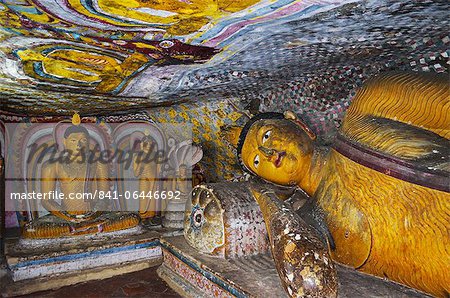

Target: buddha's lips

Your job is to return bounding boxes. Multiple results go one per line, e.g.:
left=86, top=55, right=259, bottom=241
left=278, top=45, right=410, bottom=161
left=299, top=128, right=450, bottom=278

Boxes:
left=274, top=151, right=286, bottom=167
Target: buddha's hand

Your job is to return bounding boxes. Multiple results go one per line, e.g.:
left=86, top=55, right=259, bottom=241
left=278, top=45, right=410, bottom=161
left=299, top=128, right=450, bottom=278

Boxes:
left=50, top=211, right=78, bottom=222
left=60, top=211, right=99, bottom=223
left=69, top=220, right=107, bottom=235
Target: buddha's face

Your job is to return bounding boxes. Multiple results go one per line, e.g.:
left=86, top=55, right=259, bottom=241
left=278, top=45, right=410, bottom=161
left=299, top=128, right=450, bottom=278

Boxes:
left=241, top=119, right=313, bottom=186
left=140, top=137, right=155, bottom=154
left=179, top=165, right=188, bottom=177
left=64, top=132, right=88, bottom=155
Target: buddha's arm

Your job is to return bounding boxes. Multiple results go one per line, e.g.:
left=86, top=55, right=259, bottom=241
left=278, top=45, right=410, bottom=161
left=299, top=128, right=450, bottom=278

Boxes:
left=90, top=162, right=110, bottom=211
left=41, top=163, right=73, bottom=221
left=133, top=155, right=143, bottom=177
left=138, top=162, right=159, bottom=214
left=342, top=72, right=449, bottom=139
left=343, top=116, right=450, bottom=166
left=143, top=162, right=158, bottom=191
left=95, top=162, right=110, bottom=192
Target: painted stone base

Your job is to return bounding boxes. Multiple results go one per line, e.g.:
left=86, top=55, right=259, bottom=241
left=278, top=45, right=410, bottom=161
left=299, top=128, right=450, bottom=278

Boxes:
left=158, top=236, right=430, bottom=298
left=2, top=228, right=163, bottom=296
left=162, top=199, right=187, bottom=229
left=158, top=236, right=275, bottom=298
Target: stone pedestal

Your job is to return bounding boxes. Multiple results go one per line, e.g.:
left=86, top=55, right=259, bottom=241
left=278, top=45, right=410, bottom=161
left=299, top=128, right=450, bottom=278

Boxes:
left=162, top=199, right=187, bottom=229
left=158, top=236, right=429, bottom=298
left=1, top=228, right=163, bottom=297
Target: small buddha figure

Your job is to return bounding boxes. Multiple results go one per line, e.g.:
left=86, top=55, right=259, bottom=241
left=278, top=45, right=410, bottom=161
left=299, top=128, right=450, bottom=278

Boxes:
left=133, top=134, right=162, bottom=225
left=228, top=72, right=449, bottom=297
left=23, top=123, right=140, bottom=238
left=176, top=165, right=191, bottom=197
left=162, top=164, right=191, bottom=229
left=162, top=141, right=203, bottom=229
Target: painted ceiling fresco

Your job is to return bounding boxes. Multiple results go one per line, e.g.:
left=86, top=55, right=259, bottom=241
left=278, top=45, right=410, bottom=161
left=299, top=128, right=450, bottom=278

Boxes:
left=0, top=0, right=344, bottom=114
left=1, top=0, right=447, bottom=120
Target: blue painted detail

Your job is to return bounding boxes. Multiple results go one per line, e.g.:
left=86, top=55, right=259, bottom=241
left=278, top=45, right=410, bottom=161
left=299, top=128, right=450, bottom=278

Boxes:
left=12, top=48, right=25, bottom=59
left=111, top=60, right=155, bottom=94
left=6, top=4, right=42, bottom=14
left=189, top=204, right=203, bottom=231
left=0, top=27, right=24, bottom=36
left=160, top=241, right=248, bottom=298
left=33, top=62, right=54, bottom=80
left=10, top=240, right=160, bottom=269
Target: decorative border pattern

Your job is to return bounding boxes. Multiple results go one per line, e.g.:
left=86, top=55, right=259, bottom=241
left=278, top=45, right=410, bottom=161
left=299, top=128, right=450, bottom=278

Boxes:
left=160, top=241, right=248, bottom=298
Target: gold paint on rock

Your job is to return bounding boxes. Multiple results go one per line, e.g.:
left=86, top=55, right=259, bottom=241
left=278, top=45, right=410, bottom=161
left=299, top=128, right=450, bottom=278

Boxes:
left=65, top=0, right=261, bottom=36
left=16, top=45, right=149, bottom=93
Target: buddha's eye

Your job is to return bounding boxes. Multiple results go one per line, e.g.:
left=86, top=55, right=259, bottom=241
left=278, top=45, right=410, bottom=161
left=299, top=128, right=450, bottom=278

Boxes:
left=253, top=155, right=260, bottom=169
left=262, top=130, right=272, bottom=144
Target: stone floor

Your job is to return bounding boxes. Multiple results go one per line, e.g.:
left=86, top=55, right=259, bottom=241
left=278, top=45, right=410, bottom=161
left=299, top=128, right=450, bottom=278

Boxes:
left=19, top=266, right=181, bottom=298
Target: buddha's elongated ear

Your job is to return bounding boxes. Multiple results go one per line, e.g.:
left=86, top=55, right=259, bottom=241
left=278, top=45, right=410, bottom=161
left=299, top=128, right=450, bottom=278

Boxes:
left=220, top=125, right=243, bottom=148
left=284, top=111, right=316, bottom=140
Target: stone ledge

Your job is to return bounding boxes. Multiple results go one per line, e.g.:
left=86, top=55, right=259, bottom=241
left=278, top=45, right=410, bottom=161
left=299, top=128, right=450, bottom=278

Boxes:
left=158, top=236, right=431, bottom=298
left=1, top=258, right=162, bottom=297
left=1, top=228, right=168, bottom=296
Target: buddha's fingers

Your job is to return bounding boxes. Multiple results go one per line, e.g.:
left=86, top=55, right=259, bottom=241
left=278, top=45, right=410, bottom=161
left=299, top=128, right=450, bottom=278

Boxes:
left=250, top=186, right=338, bottom=298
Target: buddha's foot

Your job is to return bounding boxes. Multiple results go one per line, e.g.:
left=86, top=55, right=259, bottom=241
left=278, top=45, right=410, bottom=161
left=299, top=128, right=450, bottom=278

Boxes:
left=22, top=212, right=140, bottom=239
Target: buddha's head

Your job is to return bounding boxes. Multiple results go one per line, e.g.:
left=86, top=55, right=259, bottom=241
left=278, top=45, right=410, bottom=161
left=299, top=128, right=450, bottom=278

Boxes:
left=179, top=164, right=188, bottom=177
left=63, top=125, right=89, bottom=156
left=226, top=112, right=316, bottom=186
left=140, top=135, right=156, bottom=153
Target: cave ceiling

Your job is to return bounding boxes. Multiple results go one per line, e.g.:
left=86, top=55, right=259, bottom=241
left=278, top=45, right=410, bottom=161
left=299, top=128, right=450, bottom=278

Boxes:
left=0, top=0, right=448, bottom=116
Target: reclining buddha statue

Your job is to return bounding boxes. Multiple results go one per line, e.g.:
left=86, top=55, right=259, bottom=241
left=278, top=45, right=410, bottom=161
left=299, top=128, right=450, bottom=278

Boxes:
left=22, top=119, right=140, bottom=238
left=226, top=72, right=449, bottom=297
